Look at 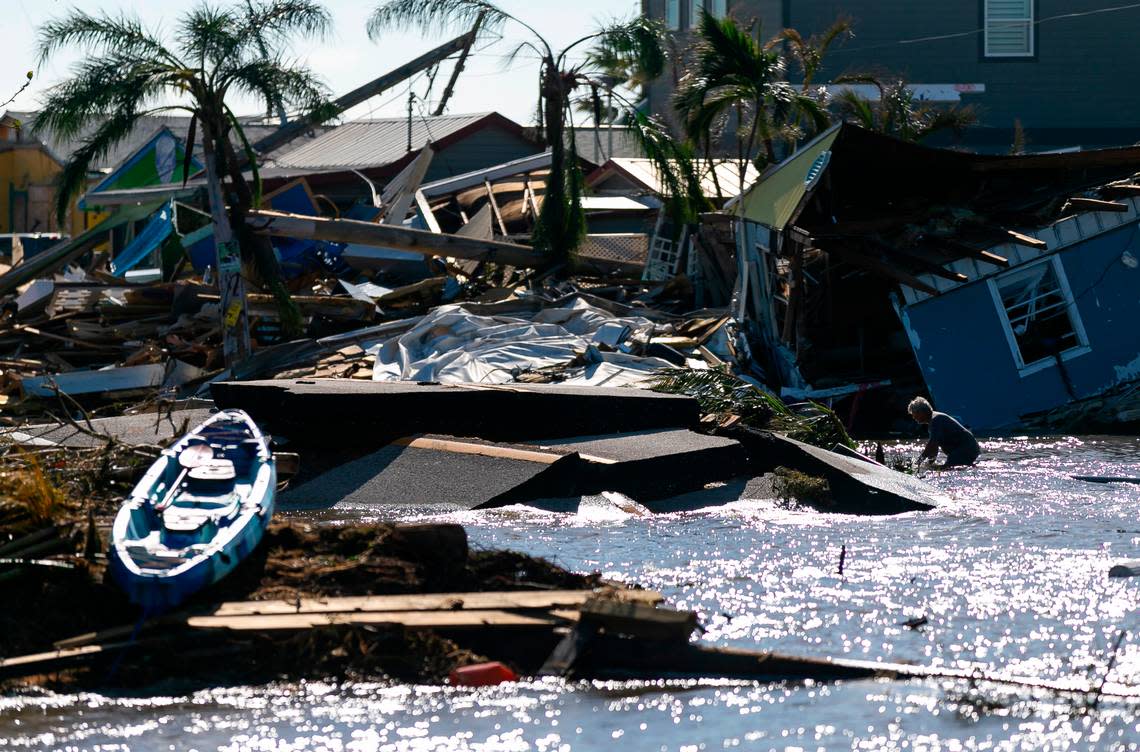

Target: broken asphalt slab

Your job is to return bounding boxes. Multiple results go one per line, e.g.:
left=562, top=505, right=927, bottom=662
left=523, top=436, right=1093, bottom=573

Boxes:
left=279, top=429, right=746, bottom=513
left=722, top=426, right=944, bottom=514
left=279, top=435, right=580, bottom=514
left=210, top=379, right=701, bottom=447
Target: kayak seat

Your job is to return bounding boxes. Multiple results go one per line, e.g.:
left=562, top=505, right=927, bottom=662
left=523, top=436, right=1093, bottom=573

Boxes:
left=187, top=458, right=236, bottom=482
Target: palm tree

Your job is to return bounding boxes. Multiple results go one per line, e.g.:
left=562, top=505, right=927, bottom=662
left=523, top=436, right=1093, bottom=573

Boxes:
left=35, top=1, right=333, bottom=360
left=367, top=0, right=664, bottom=269
left=674, top=11, right=830, bottom=197
left=833, top=78, right=977, bottom=143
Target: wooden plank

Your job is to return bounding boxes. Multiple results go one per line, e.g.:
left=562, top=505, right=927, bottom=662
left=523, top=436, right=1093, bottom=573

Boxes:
left=1005, top=229, right=1048, bottom=250
left=931, top=239, right=1010, bottom=268
left=1068, top=197, right=1129, bottom=213
left=578, top=600, right=698, bottom=642
left=414, top=190, right=443, bottom=234
left=1101, top=184, right=1140, bottom=197
left=485, top=180, right=509, bottom=236
left=187, top=608, right=567, bottom=631
left=211, top=589, right=662, bottom=617
left=391, top=435, right=567, bottom=465
left=246, top=210, right=545, bottom=268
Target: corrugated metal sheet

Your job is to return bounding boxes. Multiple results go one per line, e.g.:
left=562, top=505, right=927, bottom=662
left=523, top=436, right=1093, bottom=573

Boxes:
left=6, top=110, right=327, bottom=170
left=269, top=113, right=498, bottom=171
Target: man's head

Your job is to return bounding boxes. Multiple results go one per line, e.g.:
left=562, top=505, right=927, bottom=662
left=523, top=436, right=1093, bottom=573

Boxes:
left=908, top=396, right=933, bottom=425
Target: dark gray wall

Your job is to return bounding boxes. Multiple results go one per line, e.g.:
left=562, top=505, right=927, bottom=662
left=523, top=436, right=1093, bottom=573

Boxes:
left=644, top=0, right=1140, bottom=149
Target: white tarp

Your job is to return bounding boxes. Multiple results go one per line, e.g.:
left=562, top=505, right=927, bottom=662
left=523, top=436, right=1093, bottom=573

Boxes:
left=363, top=298, right=675, bottom=386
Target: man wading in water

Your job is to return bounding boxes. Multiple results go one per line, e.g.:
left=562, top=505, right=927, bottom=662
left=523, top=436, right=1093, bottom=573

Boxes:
left=908, top=397, right=981, bottom=469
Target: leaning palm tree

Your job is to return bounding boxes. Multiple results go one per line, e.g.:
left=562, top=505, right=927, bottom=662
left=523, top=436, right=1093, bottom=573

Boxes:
left=833, top=78, right=977, bottom=143
left=367, top=0, right=664, bottom=270
left=35, top=1, right=333, bottom=358
left=674, top=10, right=831, bottom=196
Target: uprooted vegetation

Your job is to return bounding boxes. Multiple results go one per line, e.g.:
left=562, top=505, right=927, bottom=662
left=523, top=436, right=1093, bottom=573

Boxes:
left=649, top=367, right=856, bottom=450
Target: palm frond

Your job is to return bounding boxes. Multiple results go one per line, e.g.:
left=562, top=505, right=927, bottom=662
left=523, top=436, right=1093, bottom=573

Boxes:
left=219, top=58, right=330, bottom=113
left=179, top=4, right=242, bottom=68
left=52, top=109, right=145, bottom=223
left=33, top=56, right=183, bottom=140
left=37, top=10, right=181, bottom=67
left=239, top=0, right=332, bottom=42
left=367, top=0, right=511, bottom=41
left=578, top=16, right=666, bottom=85
left=626, top=110, right=711, bottom=224
left=649, top=368, right=855, bottom=450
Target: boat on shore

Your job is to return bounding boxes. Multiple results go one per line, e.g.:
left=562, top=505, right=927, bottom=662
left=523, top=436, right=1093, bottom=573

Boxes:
left=109, top=409, right=276, bottom=612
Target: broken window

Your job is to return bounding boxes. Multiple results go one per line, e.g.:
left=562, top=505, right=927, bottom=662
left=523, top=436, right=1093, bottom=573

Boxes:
left=991, top=258, right=1086, bottom=370
left=984, top=0, right=1034, bottom=57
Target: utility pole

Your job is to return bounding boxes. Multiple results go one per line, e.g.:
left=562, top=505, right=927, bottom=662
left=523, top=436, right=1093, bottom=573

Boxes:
left=407, top=91, right=415, bottom=153
left=200, top=124, right=251, bottom=370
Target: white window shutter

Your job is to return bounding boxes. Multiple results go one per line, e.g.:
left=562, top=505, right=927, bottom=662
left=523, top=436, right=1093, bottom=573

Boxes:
left=985, top=0, right=1034, bottom=56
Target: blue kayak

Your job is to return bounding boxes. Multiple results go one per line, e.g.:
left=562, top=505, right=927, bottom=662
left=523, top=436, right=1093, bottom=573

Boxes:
left=109, top=409, right=276, bottom=612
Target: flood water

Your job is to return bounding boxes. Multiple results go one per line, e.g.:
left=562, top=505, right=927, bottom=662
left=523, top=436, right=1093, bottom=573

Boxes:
left=4, top=435, right=1140, bottom=751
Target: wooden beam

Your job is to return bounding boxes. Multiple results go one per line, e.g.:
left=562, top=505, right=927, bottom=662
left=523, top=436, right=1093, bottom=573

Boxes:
left=1067, top=197, right=1129, bottom=213
left=485, top=179, right=509, bottom=236
left=186, top=608, right=569, bottom=631
left=1004, top=229, right=1047, bottom=249
left=825, top=245, right=941, bottom=295
left=1101, top=184, right=1140, bottom=197
left=246, top=210, right=545, bottom=268
left=932, top=239, right=1010, bottom=268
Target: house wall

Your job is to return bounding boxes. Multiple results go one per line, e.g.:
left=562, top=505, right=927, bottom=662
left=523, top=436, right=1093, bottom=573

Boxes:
left=643, top=0, right=1140, bottom=150
left=900, top=221, right=1140, bottom=431
left=423, top=127, right=540, bottom=183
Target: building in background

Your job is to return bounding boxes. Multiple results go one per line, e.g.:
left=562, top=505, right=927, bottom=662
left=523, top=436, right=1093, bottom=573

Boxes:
left=643, top=1, right=1140, bottom=152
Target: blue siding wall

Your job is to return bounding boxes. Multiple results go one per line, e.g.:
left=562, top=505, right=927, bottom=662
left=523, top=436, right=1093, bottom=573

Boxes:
left=901, top=221, right=1140, bottom=431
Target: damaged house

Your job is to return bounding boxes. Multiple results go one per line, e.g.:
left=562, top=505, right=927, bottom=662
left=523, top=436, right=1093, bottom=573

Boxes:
left=736, top=123, right=1140, bottom=433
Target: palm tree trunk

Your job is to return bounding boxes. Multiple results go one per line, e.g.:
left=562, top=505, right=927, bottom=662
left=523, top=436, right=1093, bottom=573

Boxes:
left=200, top=122, right=252, bottom=370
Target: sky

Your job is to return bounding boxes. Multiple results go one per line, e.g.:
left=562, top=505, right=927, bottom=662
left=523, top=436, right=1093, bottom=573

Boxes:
left=1, top=0, right=640, bottom=124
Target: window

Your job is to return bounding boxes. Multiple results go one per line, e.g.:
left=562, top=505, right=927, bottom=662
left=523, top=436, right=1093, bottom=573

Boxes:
left=984, top=0, right=1034, bottom=57
left=666, top=0, right=680, bottom=30
left=710, top=0, right=728, bottom=18
left=989, top=258, right=1087, bottom=372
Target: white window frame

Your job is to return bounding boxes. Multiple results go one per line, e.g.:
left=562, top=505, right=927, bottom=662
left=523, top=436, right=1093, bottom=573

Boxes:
left=666, top=0, right=680, bottom=31
left=987, top=256, right=1090, bottom=377
left=984, top=0, right=1035, bottom=58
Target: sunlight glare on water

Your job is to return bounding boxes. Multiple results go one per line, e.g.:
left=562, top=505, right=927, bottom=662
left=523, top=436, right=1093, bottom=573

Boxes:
left=3, top=436, right=1140, bottom=750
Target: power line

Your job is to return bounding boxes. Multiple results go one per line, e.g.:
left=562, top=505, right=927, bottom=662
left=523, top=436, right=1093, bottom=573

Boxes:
left=826, top=1, right=1140, bottom=56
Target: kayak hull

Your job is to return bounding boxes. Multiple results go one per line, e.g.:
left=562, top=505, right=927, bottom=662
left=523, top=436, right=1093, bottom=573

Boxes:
left=109, top=409, right=276, bottom=613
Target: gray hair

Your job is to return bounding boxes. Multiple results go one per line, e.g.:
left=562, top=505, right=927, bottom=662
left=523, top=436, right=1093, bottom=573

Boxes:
left=908, top=396, right=933, bottom=417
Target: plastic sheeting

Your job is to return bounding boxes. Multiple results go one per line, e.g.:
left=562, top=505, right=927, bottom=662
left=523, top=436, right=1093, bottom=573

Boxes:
left=363, top=298, right=676, bottom=386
